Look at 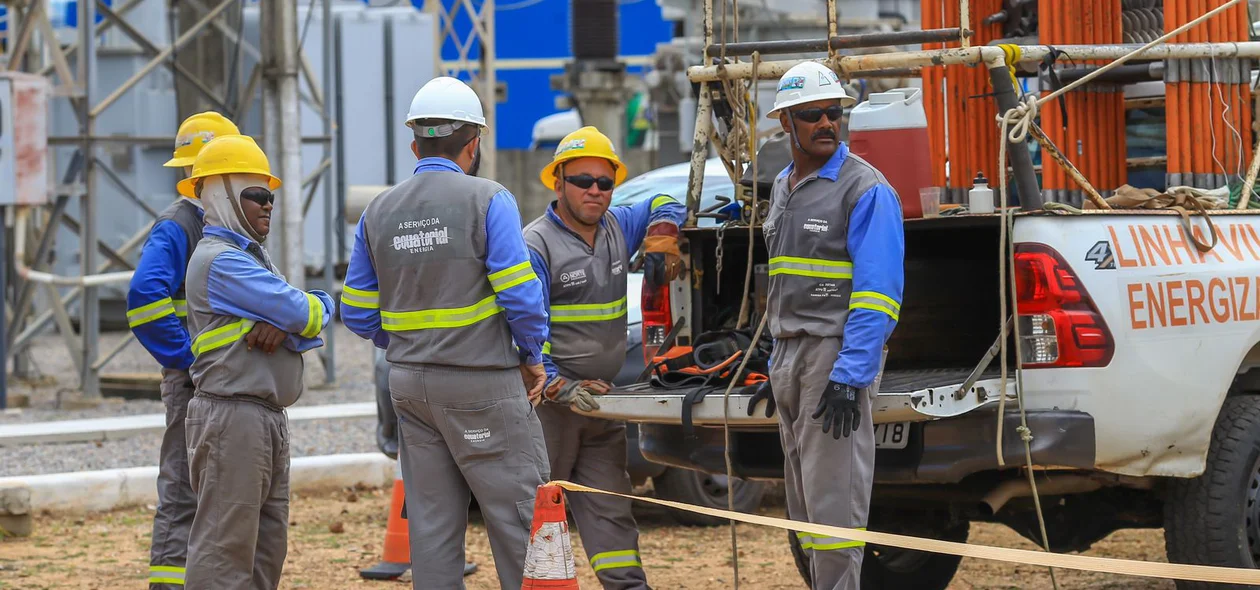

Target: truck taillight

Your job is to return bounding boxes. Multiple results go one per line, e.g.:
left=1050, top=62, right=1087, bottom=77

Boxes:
left=1014, top=243, right=1114, bottom=368
left=642, top=281, right=672, bottom=363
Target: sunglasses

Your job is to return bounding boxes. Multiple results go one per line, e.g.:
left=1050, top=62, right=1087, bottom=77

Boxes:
left=791, top=105, right=845, bottom=124
left=239, top=186, right=275, bottom=206
left=565, top=174, right=615, bottom=192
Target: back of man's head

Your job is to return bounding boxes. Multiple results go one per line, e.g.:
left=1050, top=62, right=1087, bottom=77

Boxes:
left=413, top=118, right=479, bottom=160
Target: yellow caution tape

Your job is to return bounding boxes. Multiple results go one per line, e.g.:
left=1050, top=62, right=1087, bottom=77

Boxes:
left=547, top=480, right=1260, bottom=585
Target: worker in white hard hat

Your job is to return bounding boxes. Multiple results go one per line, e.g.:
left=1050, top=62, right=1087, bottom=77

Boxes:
left=745, top=61, right=905, bottom=590
left=341, top=76, right=551, bottom=590
left=127, top=111, right=242, bottom=590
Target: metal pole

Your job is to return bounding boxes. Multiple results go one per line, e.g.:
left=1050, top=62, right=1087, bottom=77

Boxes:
left=481, top=0, right=497, bottom=182
left=80, top=0, right=101, bottom=397
left=986, top=58, right=1043, bottom=209
left=262, top=0, right=305, bottom=288
left=0, top=207, right=8, bottom=410
left=701, top=28, right=967, bottom=58
left=686, top=42, right=1260, bottom=82
left=321, top=0, right=336, bottom=385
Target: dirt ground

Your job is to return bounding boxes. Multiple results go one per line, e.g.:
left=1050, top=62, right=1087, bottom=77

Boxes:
left=0, top=487, right=1174, bottom=590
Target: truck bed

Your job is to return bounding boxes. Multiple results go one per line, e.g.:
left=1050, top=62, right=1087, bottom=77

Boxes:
left=576, top=368, right=1013, bottom=427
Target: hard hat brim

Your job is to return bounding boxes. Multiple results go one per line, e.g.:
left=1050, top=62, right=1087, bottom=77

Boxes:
left=176, top=173, right=283, bottom=199
left=766, top=92, right=858, bottom=119
left=163, top=156, right=194, bottom=168
left=539, top=154, right=629, bottom=191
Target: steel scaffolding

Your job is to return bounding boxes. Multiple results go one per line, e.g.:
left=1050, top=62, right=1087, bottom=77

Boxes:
left=0, top=0, right=339, bottom=403
left=428, top=0, right=497, bottom=180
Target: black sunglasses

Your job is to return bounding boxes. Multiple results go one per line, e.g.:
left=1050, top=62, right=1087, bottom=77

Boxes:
left=791, top=105, right=845, bottom=124
left=564, top=174, right=615, bottom=192
left=240, top=186, right=275, bottom=206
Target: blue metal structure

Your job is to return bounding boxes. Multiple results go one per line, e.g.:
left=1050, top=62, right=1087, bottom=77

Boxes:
left=434, top=0, right=673, bottom=149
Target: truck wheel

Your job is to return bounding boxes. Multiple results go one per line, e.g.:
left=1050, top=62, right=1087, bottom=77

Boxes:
left=1164, top=395, right=1260, bottom=589
left=787, top=511, right=967, bottom=590
left=652, top=468, right=767, bottom=527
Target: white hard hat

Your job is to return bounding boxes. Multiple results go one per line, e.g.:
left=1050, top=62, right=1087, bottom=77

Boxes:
left=766, top=62, right=856, bottom=119
left=405, top=76, right=487, bottom=135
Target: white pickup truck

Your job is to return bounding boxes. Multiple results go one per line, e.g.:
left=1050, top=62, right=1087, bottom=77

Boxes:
left=578, top=137, right=1260, bottom=589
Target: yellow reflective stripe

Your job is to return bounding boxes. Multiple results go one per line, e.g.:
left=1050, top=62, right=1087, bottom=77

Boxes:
left=301, top=293, right=322, bottom=338
left=590, top=549, right=642, bottom=572
left=341, top=285, right=380, bottom=310
left=849, top=291, right=901, bottom=321
left=489, top=261, right=537, bottom=293
left=190, top=319, right=256, bottom=357
left=551, top=297, right=628, bottom=323
left=127, top=297, right=176, bottom=328
left=380, top=295, right=503, bottom=331
left=768, top=256, right=853, bottom=279
left=650, top=194, right=677, bottom=211
left=173, top=299, right=188, bottom=318
left=796, top=529, right=866, bottom=550
left=542, top=341, right=552, bottom=355
left=149, top=565, right=186, bottom=584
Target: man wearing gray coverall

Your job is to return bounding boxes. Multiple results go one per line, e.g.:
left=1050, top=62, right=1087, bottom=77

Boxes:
left=524, top=126, right=686, bottom=589
left=180, top=134, right=334, bottom=588
left=341, top=76, right=552, bottom=590
left=745, top=62, right=905, bottom=590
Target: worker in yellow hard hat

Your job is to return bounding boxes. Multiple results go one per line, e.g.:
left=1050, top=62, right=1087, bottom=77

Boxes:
left=128, top=111, right=239, bottom=590
left=180, top=134, right=332, bottom=588
left=522, top=125, right=687, bottom=589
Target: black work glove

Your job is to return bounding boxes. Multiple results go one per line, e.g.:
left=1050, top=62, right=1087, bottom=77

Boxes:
left=812, top=381, right=861, bottom=439
left=746, top=380, right=776, bottom=418
left=643, top=252, right=668, bottom=289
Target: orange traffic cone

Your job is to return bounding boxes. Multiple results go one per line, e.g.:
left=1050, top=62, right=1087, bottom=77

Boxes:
left=359, top=461, right=412, bottom=580
left=359, top=460, right=479, bottom=581
left=521, top=484, right=578, bottom=589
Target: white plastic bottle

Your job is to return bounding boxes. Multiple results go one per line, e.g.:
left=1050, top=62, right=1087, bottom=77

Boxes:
left=969, top=172, right=994, bottom=214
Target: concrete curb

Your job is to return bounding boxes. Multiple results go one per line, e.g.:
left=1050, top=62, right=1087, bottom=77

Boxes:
left=0, top=452, right=395, bottom=515
left=0, top=401, right=376, bottom=447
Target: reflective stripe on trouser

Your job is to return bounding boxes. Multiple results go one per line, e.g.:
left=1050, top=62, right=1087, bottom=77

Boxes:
left=185, top=395, right=290, bottom=590
left=770, top=336, right=877, bottom=590
left=389, top=364, right=550, bottom=590
left=150, top=369, right=196, bottom=589
left=149, top=566, right=186, bottom=586
left=796, top=530, right=866, bottom=551
left=537, top=402, right=649, bottom=590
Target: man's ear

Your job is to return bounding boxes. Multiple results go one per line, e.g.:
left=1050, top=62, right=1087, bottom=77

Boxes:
left=779, top=112, right=792, bottom=135
left=465, top=136, right=481, bottom=161
left=411, top=140, right=420, bottom=160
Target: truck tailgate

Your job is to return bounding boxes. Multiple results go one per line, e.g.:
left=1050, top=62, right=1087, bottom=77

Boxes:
left=574, top=368, right=1013, bottom=426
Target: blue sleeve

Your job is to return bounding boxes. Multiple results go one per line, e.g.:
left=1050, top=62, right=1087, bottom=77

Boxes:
left=205, top=250, right=333, bottom=352
left=832, top=185, right=904, bottom=387
left=485, top=190, right=549, bottom=365
left=126, top=220, right=195, bottom=370
left=608, top=194, right=686, bottom=254
left=341, top=216, right=390, bottom=349
left=528, top=248, right=560, bottom=383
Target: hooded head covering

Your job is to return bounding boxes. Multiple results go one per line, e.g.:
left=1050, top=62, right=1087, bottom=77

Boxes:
left=198, top=172, right=278, bottom=269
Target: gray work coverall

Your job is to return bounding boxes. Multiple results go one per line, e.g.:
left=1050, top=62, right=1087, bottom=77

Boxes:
left=763, top=149, right=900, bottom=590
left=127, top=199, right=203, bottom=589
left=523, top=205, right=652, bottom=590
left=353, top=165, right=550, bottom=590
left=183, top=228, right=332, bottom=590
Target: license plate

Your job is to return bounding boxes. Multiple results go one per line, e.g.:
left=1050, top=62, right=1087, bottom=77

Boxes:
left=874, top=422, right=910, bottom=449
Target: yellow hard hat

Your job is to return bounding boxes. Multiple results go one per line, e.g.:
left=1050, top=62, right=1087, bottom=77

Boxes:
left=164, top=111, right=241, bottom=168
left=176, top=135, right=282, bottom=198
left=539, top=126, right=628, bottom=190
